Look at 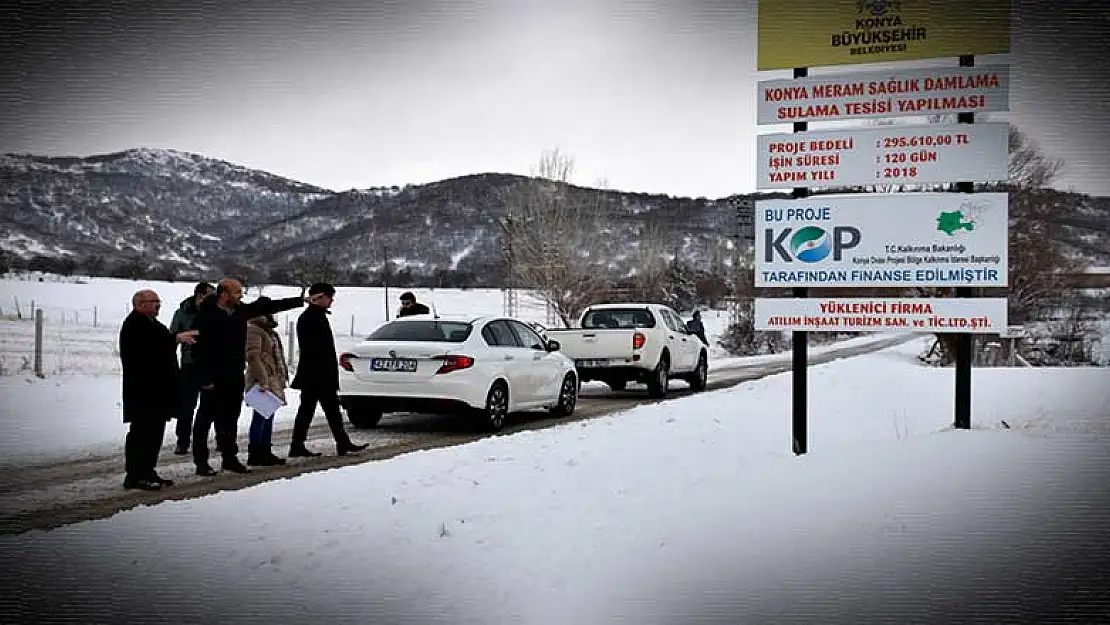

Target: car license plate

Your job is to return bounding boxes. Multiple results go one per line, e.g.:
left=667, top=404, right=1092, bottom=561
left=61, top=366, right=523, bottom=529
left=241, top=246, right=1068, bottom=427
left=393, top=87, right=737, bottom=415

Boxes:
left=370, top=358, right=418, bottom=372
left=577, top=359, right=609, bottom=368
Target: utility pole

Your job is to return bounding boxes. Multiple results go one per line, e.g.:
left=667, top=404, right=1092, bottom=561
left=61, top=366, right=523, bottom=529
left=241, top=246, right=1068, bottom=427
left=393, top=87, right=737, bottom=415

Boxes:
left=501, top=214, right=519, bottom=318
left=382, top=244, right=390, bottom=321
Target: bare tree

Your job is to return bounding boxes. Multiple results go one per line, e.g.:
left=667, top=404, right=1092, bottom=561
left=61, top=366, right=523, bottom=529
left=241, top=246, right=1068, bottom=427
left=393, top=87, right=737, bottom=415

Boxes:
left=923, top=124, right=1078, bottom=365
left=630, top=213, right=670, bottom=301
left=500, top=148, right=615, bottom=326
left=290, top=255, right=340, bottom=288
left=1007, top=126, right=1064, bottom=190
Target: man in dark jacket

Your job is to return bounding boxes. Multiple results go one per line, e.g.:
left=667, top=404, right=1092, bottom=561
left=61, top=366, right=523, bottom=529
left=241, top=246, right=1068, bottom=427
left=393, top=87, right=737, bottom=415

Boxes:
left=119, top=289, right=197, bottom=490
left=190, top=278, right=307, bottom=476
left=289, top=283, right=368, bottom=457
left=396, top=291, right=430, bottom=317
left=168, top=281, right=214, bottom=455
left=687, top=310, right=709, bottom=346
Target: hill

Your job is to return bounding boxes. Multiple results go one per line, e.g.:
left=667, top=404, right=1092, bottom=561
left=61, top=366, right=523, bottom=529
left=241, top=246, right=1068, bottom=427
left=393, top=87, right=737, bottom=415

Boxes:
left=1, top=147, right=1107, bottom=287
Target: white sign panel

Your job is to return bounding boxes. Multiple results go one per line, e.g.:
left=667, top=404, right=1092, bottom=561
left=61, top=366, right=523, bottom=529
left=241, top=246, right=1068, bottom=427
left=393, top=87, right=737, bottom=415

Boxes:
left=757, top=65, right=1011, bottom=125
left=757, top=122, right=1009, bottom=189
left=754, top=193, right=1008, bottom=288
left=754, top=298, right=1009, bottom=334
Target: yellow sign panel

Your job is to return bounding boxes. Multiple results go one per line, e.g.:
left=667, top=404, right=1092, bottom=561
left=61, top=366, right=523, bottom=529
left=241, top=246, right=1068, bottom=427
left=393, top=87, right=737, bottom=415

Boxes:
left=757, top=0, right=1011, bottom=71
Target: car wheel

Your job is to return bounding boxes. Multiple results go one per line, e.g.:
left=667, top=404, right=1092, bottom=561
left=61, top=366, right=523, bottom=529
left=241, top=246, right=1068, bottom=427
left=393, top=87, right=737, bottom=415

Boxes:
left=478, top=381, right=510, bottom=433
left=687, top=352, right=708, bottom=392
left=646, top=355, right=669, bottom=399
left=347, top=408, right=383, bottom=429
left=551, top=373, right=578, bottom=417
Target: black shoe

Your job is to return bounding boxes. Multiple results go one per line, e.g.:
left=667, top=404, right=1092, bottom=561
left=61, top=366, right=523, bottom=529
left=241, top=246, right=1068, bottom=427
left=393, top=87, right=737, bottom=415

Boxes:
left=288, top=445, right=321, bottom=458
left=267, top=452, right=287, bottom=465
left=173, top=443, right=189, bottom=455
left=196, top=465, right=218, bottom=477
left=150, top=473, right=174, bottom=487
left=223, top=458, right=251, bottom=474
left=124, top=477, right=162, bottom=491
left=248, top=452, right=279, bottom=467
left=337, top=442, right=369, bottom=456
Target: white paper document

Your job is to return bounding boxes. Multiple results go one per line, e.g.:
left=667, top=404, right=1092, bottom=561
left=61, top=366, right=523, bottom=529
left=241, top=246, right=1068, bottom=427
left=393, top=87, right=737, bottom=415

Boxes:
left=244, top=384, right=285, bottom=419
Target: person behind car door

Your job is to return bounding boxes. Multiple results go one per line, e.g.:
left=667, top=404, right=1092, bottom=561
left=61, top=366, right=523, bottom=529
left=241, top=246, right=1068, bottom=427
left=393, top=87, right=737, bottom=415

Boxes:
left=396, top=291, right=430, bottom=317
left=288, top=283, right=368, bottom=457
left=688, top=310, right=709, bottom=346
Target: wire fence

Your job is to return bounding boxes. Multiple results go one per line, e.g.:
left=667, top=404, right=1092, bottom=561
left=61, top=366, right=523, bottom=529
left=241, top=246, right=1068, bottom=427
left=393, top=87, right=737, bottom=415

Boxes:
left=0, top=307, right=393, bottom=378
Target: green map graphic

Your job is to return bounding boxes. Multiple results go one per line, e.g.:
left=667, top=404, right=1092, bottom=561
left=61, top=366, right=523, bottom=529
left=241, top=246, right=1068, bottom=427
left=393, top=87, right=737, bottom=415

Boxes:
left=936, top=210, right=975, bottom=236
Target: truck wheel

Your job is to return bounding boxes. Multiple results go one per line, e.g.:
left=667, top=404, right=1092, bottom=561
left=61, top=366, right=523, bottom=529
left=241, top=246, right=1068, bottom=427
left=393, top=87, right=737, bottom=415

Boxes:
left=687, top=352, right=708, bottom=392
left=646, top=355, right=669, bottom=399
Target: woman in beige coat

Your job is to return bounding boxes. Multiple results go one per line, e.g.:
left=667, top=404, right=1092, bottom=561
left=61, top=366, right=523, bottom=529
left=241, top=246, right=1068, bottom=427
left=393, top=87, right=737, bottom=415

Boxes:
left=245, top=298, right=290, bottom=466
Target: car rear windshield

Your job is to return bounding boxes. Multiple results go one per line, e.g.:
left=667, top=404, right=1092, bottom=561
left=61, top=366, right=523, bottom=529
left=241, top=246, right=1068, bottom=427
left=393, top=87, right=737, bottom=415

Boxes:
left=581, top=308, right=656, bottom=329
left=366, top=321, right=473, bottom=342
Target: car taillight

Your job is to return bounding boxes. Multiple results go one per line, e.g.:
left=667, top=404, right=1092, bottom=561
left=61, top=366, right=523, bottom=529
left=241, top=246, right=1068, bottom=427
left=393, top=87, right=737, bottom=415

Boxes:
left=339, top=352, right=358, bottom=372
left=632, top=332, right=646, bottom=350
left=435, top=355, right=475, bottom=374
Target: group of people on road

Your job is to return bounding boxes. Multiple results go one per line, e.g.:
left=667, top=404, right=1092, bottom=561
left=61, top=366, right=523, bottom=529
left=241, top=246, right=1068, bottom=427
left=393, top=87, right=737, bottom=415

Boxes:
left=118, top=278, right=371, bottom=491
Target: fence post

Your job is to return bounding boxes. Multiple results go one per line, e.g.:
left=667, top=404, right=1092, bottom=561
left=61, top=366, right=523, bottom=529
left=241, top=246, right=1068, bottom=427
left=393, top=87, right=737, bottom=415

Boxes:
left=350, top=314, right=355, bottom=337
left=93, top=307, right=99, bottom=327
left=34, top=308, right=44, bottom=378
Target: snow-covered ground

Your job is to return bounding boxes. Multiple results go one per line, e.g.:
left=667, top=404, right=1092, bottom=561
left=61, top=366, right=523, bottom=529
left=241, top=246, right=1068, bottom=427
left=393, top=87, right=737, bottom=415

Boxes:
left=0, top=331, right=904, bottom=465
left=3, top=338, right=1108, bottom=623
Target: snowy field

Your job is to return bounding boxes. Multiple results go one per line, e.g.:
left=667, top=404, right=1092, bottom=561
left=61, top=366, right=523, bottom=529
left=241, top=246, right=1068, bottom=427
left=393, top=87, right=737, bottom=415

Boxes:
left=3, top=338, right=1109, bottom=623
left=0, top=274, right=741, bottom=376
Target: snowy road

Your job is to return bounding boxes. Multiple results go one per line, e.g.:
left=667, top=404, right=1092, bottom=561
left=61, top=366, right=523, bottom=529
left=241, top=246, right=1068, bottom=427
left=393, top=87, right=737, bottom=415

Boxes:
left=0, top=335, right=914, bottom=535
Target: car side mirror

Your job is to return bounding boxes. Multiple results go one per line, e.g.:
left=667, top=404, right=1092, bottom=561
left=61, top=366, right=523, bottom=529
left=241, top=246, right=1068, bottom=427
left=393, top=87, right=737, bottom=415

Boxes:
left=546, top=339, right=561, bottom=352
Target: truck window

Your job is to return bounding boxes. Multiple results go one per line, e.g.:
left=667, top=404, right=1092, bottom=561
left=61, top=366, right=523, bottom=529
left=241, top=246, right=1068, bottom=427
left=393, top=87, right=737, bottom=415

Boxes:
left=581, top=308, right=656, bottom=329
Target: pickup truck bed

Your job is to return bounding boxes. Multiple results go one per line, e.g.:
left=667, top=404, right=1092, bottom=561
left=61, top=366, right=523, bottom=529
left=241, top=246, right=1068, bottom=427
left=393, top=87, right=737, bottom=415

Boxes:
left=546, top=303, right=709, bottom=398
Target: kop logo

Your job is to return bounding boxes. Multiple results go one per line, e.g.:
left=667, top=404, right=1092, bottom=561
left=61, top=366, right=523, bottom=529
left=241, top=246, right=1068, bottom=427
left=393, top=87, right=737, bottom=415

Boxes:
left=764, top=225, right=862, bottom=263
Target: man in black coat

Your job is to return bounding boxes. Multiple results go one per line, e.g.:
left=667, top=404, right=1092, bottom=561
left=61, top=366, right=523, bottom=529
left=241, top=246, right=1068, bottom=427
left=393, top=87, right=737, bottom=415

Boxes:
left=190, top=278, right=307, bottom=476
left=119, top=289, right=198, bottom=490
left=288, top=282, right=368, bottom=457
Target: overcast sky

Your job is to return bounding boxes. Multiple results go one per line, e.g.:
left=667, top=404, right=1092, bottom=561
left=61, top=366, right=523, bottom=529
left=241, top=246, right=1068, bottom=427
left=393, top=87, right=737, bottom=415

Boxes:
left=1, top=0, right=1107, bottom=198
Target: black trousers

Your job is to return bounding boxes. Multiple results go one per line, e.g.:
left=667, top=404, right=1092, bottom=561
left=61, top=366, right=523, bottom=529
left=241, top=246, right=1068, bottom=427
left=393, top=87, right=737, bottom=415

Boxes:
left=125, top=418, right=168, bottom=480
left=176, top=363, right=203, bottom=446
left=292, top=387, right=351, bottom=448
left=193, top=380, right=244, bottom=467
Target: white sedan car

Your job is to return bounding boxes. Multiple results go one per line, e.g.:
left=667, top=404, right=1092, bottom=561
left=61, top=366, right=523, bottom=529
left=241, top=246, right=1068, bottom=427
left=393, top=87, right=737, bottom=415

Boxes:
left=337, top=314, right=580, bottom=432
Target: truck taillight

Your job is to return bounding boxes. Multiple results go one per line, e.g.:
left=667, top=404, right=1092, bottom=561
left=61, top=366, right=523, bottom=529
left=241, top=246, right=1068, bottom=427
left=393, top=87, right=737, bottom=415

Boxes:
left=338, top=352, right=358, bottom=372
left=435, top=355, right=475, bottom=374
left=632, top=332, right=646, bottom=350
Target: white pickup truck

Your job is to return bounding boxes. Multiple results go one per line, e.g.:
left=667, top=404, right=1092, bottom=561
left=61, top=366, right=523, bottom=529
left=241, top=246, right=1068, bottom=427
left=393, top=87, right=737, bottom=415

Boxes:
left=545, top=302, right=708, bottom=398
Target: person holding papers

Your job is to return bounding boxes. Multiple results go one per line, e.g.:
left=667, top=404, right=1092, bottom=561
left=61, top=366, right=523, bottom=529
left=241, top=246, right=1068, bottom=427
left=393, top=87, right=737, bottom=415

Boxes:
left=190, top=278, right=307, bottom=476
left=244, top=299, right=290, bottom=466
